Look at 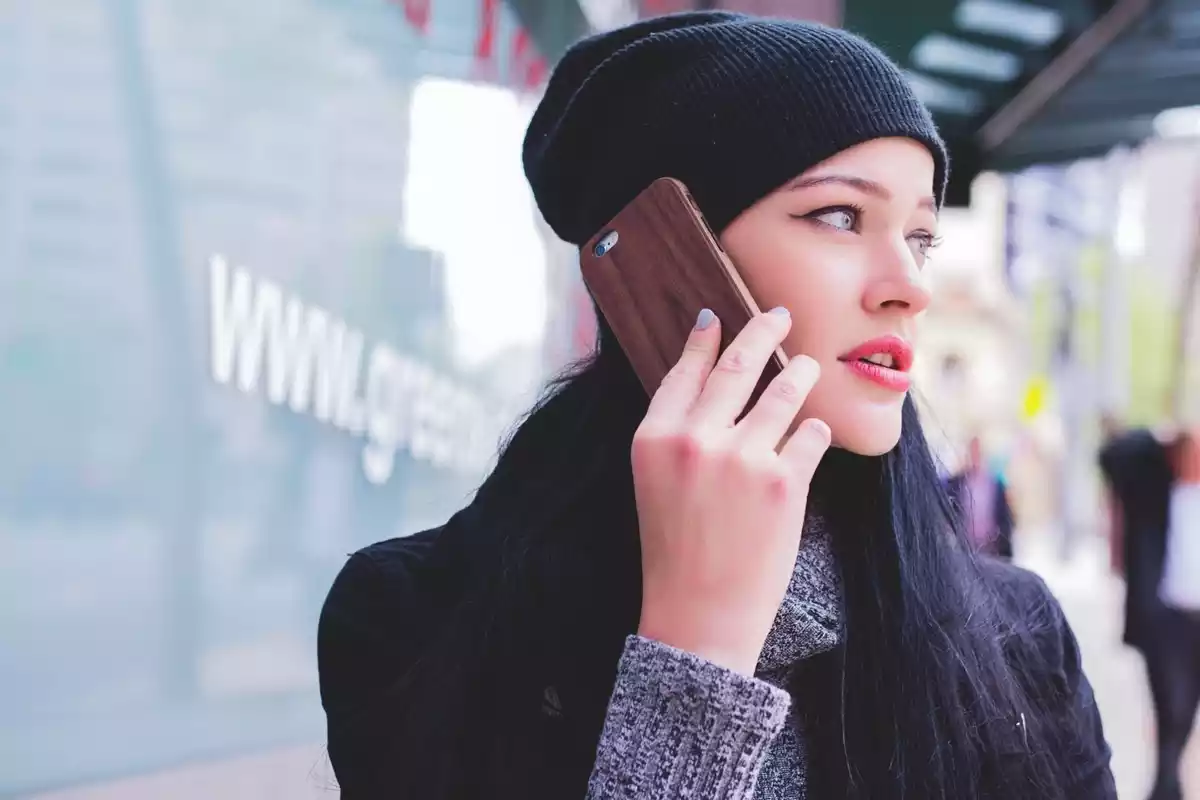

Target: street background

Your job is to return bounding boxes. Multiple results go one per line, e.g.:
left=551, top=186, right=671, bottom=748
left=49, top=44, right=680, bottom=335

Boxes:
left=1021, top=533, right=1200, bottom=799
left=4, top=0, right=1200, bottom=797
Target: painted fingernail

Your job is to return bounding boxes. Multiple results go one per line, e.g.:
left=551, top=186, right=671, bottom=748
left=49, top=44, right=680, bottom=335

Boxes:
left=769, top=306, right=790, bottom=317
left=695, top=308, right=716, bottom=330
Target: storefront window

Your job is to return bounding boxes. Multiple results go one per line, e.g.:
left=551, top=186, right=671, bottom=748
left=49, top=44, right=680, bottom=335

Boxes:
left=0, top=0, right=568, bottom=793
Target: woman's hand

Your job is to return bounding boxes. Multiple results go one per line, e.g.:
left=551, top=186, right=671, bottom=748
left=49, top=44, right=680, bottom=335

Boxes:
left=632, top=307, right=831, bottom=676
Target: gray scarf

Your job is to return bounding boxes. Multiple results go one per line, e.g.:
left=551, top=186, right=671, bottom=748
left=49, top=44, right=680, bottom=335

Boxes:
left=753, top=513, right=844, bottom=799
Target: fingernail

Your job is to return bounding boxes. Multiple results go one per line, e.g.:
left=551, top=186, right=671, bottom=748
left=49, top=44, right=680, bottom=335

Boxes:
left=809, top=418, right=831, bottom=444
left=769, top=306, right=790, bottom=317
left=695, top=308, right=716, bottom=330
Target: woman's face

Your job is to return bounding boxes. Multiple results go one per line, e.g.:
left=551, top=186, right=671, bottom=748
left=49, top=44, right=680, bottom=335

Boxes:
left=720, top=137, right=937, bottom=456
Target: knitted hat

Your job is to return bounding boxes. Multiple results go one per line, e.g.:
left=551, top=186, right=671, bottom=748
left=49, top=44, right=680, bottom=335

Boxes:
left=523, top=11, right=948, bottom=247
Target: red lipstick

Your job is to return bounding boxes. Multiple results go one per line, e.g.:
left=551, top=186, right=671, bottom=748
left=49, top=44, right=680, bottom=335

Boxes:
left=838, top=335, right=913, bottom=392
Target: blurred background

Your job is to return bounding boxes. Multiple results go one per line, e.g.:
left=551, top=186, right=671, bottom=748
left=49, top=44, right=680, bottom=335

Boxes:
left=2, top=0, right=1199, bottom=797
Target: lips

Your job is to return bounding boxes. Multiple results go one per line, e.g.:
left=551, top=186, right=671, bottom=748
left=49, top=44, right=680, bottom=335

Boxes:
left=837, top=335, right=913, bottom=392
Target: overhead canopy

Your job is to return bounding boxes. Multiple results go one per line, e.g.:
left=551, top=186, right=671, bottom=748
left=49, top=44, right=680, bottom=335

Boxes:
left=845, top=0, right=1199, bottom=205
left=977, top=0, right=1199, bottom=171
left=515, top=0, right=1196, bottom=206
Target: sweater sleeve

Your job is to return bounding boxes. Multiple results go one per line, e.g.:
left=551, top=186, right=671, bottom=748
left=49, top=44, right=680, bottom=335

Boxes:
left=586, top=635, right=791, bottom=799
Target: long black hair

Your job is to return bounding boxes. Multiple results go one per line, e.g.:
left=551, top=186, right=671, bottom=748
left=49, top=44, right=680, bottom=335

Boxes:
left=376, top=313, right=1068, bottom=799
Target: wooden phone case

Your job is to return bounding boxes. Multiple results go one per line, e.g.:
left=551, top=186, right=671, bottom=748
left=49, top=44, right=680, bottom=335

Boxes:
left=580, top=177, right=787, bottom=401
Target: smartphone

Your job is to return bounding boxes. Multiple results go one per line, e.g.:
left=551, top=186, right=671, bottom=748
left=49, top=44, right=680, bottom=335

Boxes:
left=580, top=176, right=787, bottom=404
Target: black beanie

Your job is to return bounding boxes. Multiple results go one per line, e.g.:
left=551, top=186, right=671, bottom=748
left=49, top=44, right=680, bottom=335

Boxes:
left=523, top=11, right=948, bottom=247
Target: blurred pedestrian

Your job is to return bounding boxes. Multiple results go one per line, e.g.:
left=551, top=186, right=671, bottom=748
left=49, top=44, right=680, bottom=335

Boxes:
left=1100, top=413, right=1124, bottom=442
left=1161, top=429, right=1200, bottom=612
left=1100, top=426, right=1200, bottom=800
left=947, top=435, right=1014, bottom=559
left=1099, top=414, right=1126, bottom=574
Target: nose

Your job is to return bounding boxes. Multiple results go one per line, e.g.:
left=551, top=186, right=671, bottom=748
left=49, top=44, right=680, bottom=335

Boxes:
left=861, top=247, right=931, bottom=316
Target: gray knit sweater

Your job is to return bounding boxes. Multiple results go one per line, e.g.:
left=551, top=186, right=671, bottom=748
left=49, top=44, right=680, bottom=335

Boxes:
left=586, top=520, right=843, bottom=799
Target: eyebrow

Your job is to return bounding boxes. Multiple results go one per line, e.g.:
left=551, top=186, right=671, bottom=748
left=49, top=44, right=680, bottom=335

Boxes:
left=786, top=174, right=938, bottom=213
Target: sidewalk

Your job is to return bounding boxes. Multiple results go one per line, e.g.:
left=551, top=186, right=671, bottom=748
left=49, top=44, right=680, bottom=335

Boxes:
left=24, top=535, right=1194, bottom=800
left=1019, top=534, right=1200, bottom=799
left=27, top=745, right=335, bottom=800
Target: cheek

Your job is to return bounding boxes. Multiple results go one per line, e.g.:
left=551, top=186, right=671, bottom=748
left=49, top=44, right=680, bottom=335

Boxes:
left=767, top=270, right=858, bottom=360
left=723, top=222, right=864, bottom=357
left=781, top=311, right=834, bottom=360
left=741, top=253, right=850, bottom=331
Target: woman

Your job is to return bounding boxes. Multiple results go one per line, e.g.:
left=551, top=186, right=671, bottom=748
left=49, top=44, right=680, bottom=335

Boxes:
left=318, top=12, right=1116, bottom=799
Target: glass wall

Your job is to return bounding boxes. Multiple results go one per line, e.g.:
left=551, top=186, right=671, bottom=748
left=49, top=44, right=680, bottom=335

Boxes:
left=0, top=0, right=569, bottom=794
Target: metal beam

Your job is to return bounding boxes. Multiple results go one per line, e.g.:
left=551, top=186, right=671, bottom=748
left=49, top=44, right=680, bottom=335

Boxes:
left=977, top=0, right=1154, bottom=151
left=1091, top=46, right=1200, bottom=80
left=1033, top=75, right=1200, bottom=124
left=990, top=114, right=1154, bottom=165
left=988, top=140, right=1118, bottom=173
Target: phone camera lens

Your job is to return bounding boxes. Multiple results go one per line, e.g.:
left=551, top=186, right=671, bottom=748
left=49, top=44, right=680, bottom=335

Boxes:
left=594, top=231, right=619, bottom=258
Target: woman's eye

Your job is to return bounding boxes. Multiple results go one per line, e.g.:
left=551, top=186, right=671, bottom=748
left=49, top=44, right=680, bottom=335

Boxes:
left=907, top=233, right=941, bottom=264
left=811, top=208, right=857, bottom=231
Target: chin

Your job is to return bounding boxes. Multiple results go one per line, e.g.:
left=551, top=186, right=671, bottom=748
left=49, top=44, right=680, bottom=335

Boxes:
left=825, top=408, right=903, bottom=456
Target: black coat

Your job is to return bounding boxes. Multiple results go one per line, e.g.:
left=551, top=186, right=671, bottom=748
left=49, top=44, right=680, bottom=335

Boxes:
left=318, top=513, right=1116, bottom=799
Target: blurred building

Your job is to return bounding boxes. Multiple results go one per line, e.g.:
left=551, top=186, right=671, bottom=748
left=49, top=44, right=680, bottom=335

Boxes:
left=914, top=173, right=1023, bottom=457
left=0, top=0, right=586, bottom=796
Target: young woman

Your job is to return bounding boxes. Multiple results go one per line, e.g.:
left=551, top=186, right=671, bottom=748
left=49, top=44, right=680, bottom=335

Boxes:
left=319, top=12, right=1116, bottom=799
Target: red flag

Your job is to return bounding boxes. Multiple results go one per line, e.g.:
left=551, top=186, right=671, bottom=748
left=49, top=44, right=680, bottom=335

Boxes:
left=475, top=0, right=498, bottom=61
left=391, top=0, right=431, bottom=33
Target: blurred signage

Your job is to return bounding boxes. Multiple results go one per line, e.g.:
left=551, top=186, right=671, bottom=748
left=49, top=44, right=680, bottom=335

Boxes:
left=1021, top=375, right=1050, bottom=420
left=391, top=0, right=432, bottom=31
left=387, top=0, right=548, bottom=89
left=208, top=256, right=511, bottom=485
